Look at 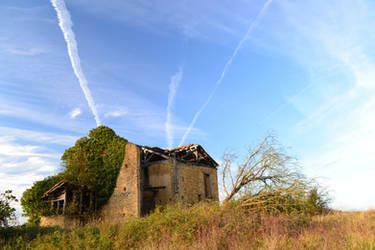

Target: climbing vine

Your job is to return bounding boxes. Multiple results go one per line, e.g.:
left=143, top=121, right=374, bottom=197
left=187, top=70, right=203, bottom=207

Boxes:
left=21, top=126, right=127, bottom=223
left=21, top=174, right=64, bottom=225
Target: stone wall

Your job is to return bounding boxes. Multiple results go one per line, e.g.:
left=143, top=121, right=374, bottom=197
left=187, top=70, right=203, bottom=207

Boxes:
left=40, top=216, right=81, bottom=229
left=147, top=160, right=175, bottom=205
left=147, top=160, right=218, bottom=206
left=177, top=162, right=219, bottom=203
left=100, top=142, right=141, bottom=223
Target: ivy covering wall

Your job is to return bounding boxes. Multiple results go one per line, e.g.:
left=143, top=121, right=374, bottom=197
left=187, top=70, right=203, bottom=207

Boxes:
left=21, top=126, right=127, bottom=224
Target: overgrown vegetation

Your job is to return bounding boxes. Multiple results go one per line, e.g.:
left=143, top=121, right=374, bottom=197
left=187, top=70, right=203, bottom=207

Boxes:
left=2, top=130, right=357, bottom=248
left=21, top=126, right=127, bottom=223
left=1, top=202, right=374, bottom=249
left=222, top=134, right=330, bottom=216
left=0, top=190, right=18, bottom=227
left=21, top=175, right=64, bottom=225
left=61, top=126, right=127, bottom=208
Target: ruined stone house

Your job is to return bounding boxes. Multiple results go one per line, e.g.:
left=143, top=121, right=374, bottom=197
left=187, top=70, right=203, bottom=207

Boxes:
left=40, top=142, right=219, bottom=227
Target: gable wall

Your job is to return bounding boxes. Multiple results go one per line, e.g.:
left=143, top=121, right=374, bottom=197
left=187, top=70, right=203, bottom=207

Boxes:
left=100, top=142, right=141, bottom=223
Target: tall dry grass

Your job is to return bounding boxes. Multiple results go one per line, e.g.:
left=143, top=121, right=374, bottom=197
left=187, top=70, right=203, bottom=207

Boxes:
left=1, top=204, right=374, bottom=249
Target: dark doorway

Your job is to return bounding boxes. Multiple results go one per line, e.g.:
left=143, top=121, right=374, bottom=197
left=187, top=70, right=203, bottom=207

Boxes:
left=204, top=173, right=211, bottom=199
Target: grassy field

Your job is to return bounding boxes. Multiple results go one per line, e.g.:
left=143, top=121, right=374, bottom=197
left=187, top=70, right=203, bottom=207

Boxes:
left=1, top=203, right=374, bottom=249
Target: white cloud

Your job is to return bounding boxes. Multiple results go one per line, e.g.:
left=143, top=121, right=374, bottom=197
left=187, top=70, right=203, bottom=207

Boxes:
left=0, top=126, right=77, bottom=146
left=0, top=109, right=10, bottom=114
left=0, top=136, right=61, bottom=224
left=7, top=48, right=45, bottom=56
left=104, top=110, right=128, bottom=118
left=0, top=170, right=52, bottom=225
left=0, top=156, right=57, bottom=174
left=69, top=107, right=81, bottom=119
left=0, top=136, right=58, bottom=158
left=166, top=67, right=183, bottom=148
left=0, top=101, right=92, bottom=134
left=51, top=0, right=101, bottom=126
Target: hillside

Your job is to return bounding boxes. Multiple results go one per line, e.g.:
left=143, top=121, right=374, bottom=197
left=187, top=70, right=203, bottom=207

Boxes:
left=1, top=202, right=375, bottom=249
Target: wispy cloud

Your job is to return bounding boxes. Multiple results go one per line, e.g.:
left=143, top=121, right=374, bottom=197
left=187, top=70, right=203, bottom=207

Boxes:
left=104, top=110, right=128, bottom=118
left=0, top=101, right=92, bottom=134
left=0, top=109, right=10, bottom=114
left=0, top=170, right=46, bottom=225
left=50, top=0, right=101, bottom=126
left=0, top=156, right=57, bottom=175
left=165, top=67, right=183, bottom=148
left=69, top=0, right=259, bottom=43
left=0, top=136, right=58, bottom=158
left=7, top=48, right=45, bottom=56
left=0, top=132, right=63, bottom=224
left=254, top=0, right=375, bottom=210
left=0, top=155, right=58, bottom=224
left=69, top=107, right=81, bottom=119
left=0, top=126, right=77, bottom=146
left=179, top=0, right=273, bottom=146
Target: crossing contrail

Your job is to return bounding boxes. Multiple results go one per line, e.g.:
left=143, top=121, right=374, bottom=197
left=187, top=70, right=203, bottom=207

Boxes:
left=178, top=0, right=273, bottom=146
left=166, top=67, right=183, bottom=148
left=51, top=0, right=101, bottom=126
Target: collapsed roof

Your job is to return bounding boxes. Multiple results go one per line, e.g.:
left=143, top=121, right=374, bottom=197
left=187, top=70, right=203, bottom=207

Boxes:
left=41, top=181, right=85, bottom=200
left=140, top=144, right=218, bottom=168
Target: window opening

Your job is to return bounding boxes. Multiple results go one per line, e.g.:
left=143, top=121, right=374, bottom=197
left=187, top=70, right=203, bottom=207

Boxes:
left=203, top=173, right=211, bottom=199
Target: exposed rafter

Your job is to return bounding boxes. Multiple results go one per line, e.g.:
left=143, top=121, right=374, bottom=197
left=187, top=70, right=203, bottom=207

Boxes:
left=140, top=144, right=218, bottom=168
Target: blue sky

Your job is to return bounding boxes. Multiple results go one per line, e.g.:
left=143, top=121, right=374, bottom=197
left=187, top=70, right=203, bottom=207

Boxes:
left=1, top=0, right=375, bottom=222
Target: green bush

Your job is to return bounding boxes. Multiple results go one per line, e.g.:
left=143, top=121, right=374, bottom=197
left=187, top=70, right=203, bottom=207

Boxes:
left=62, top=126, right=127, bottom=208
left=21, top=175, right=64, bottom=225
left=21, top=126, right=127, bottom=223
left=239, top=185, right=330, bottom=216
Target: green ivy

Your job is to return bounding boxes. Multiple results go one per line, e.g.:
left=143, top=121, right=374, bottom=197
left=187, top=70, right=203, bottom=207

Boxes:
left=21, top=175, right=64, bottom=225
left=21, top=126, right=127, bottom=223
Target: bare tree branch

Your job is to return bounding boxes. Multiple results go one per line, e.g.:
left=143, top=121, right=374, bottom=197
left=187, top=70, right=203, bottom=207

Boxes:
left=222, top=134, right=301, bottom=202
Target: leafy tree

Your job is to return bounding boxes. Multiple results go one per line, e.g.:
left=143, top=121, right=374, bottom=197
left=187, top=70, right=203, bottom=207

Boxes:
left=21, top=126, right=128, bottom=222
left=61, top=126, right=127, bottom=207
left=305, top=187, right=330, bottom=214
left=61, top=137, right=90, bottom=186
left=0, top=190, right=18, bottom=227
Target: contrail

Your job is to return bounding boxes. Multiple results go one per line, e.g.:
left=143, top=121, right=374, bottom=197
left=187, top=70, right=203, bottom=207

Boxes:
left=166, top=67, right=183, bottom=148
left=178, top=0, right=273, bottom=146
left=51, top=0, right=101, bottom=126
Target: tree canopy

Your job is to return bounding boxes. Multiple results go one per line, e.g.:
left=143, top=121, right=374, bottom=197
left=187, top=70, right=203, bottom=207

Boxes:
left=0, top=190, right=18, bottom=227
left=21, top=126, right=127, bottom=223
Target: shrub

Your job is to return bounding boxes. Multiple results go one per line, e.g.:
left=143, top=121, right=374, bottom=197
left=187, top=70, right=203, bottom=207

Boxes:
left=21, top=175, right=64, bottom=225
left=21, top=126, right=127, bottom=223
